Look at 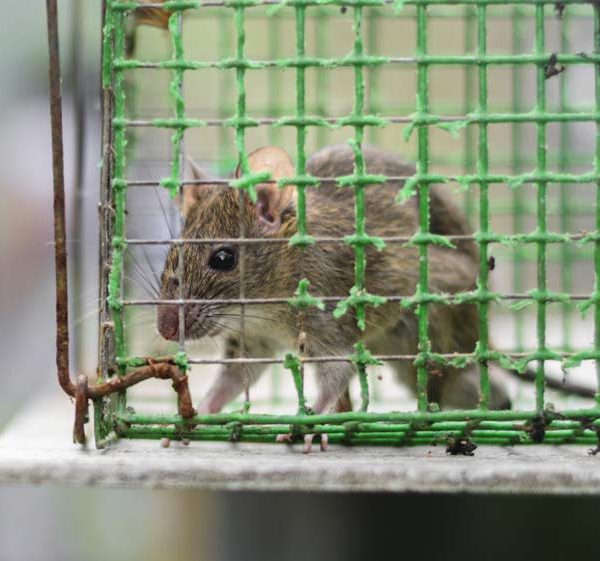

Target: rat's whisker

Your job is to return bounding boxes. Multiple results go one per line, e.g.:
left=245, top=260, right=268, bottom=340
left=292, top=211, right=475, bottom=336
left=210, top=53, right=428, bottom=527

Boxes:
left=154, top=185, right=176, bottom=239
left=213, top=312, right=298, bottom=333
left=205, top=334, right=221, bottom=354
left=126, top=248, right=160, bottom=294
left=140, top=246, right=162, bottom=291
left=123, top=274, right=159, bottom=297
left=73, top=306, right=102, bottom=327
left=206, top=318, right=244, bottom=338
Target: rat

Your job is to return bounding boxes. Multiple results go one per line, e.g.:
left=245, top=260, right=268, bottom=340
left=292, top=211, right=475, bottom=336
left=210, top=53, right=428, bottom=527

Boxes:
left=157, top=144, right=512, bottom=451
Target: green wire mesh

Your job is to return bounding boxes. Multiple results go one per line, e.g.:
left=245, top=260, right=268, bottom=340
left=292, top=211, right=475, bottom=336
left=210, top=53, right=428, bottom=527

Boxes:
left=95, top=0, right=600, bottom=448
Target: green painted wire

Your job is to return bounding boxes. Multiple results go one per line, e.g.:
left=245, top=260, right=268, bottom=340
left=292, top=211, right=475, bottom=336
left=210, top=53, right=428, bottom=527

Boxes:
left=112, top=52, right=600, bottom=72
left=294, top=4, right=308, bottom=237
left=534, top=3, right=548, bottom=413
left=511, top=4, right=526, bottom=353
left=110, top=1, right=600, bottom=13
left=366, top=6, right=382, bottom=402
left=463, top=5, right=476, bottom=222
left=159, top=13, right=187, bottom=198
left=314, top=7, right=330, bottom=149
left=267, top=10, right=283, bottom=146
left=123, top=424, right=600, bottom=446
left=268, top=6, right=284, bottom=404
left=234, top=5, right=250, bottom=177
left=288, top=2, right=310, bottom=412
left=232, top=3, right=254, bottom=415
left=367, top=7, right=380, bottom=147
left=118, top=404, right=600, bottom=427
left=476, top=2, right=491, bottom=409
left=351, top=3, right=368, bottom=324
left=558, top=10, right=573, bottom=352
left=106, top=1, right=127, bottom=373
left=105, top=0, right=130, bottom=418
left=284, top=353, right=308, bottom=415
left=117, top=403, right=600, bottom=446
left=348, top=1, right=387, bottom=405
left=594, top=4, right=600, bottom=405
left=218, top=8, right=235, bottom=167
left=415, top=2, right=431, bottom=412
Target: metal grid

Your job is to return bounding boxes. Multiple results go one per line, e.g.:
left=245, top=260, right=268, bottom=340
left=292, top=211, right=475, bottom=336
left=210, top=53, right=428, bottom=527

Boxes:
left=53, top=0, right=600, bottom=448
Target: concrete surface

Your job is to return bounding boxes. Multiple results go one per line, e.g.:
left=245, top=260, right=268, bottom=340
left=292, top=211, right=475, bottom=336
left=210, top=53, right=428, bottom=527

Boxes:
left=1, top=392, right=600, bottom=494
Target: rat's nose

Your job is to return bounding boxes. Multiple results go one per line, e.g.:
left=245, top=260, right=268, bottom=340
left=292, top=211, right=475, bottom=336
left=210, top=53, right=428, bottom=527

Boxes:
left=157, top=305, right=179, bottom=341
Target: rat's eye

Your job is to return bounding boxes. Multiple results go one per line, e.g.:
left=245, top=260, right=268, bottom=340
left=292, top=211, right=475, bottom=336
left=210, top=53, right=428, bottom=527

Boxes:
left=208, top=247, right=237, bottom=271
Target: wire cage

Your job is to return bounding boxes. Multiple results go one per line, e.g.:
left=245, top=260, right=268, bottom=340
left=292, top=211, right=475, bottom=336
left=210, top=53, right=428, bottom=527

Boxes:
left=50, top=0, right=600, bottom=450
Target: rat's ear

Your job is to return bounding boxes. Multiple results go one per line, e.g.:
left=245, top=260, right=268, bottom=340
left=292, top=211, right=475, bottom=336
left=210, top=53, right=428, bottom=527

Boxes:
left=236, top=147, right=296, bottom=228
left=180, top=158, right=211, bottom=217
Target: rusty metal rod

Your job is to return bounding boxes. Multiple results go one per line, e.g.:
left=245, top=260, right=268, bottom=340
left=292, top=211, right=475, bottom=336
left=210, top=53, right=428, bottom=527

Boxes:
left=47, top=0, right=76, bottom=398
left=85, top=360, right=196, bottom=419
left=73, top=375, right=89, bottom=444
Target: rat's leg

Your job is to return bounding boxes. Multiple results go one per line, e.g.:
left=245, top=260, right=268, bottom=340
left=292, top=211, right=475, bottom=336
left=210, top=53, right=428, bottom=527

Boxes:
left=291, top=348, right=354, bottom=453
left=275, top=316, right=358, bottom=452
left=197, top=335, right=274, bottom=414
left=309, top=361, right=356, bottom=452
left=312, top=359, right=356, bottom=413
left=275, top=353, right=355, bottom=452
left=335, top=388, right=353, bottom=412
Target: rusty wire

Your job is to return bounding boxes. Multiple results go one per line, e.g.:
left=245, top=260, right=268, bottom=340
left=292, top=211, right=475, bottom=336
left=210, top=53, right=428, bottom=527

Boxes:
left=46, top=0, right=195, bottom=445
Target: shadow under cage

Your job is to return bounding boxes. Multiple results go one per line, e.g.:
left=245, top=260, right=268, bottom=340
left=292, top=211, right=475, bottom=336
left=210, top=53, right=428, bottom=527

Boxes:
left=53, top=0, right=600, bottom=449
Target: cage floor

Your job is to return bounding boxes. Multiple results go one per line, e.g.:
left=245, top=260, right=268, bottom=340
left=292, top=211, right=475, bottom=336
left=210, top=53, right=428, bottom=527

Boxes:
left=1, top=391, right=600, bottom=494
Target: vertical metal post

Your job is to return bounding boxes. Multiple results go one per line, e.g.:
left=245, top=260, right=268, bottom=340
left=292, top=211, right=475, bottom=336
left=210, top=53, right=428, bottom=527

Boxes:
left=47, top=0, right=76, bottom=398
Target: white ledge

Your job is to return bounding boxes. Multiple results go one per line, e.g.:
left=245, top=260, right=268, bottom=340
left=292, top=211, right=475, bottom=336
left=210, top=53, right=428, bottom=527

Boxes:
left=1, top=392, right=600, bottom=493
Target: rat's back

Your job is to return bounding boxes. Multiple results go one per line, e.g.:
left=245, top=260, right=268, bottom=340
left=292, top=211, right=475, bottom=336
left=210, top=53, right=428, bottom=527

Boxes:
left=306, top=144, right=477, bottom=258
left=304, top=144, right=478, bottom=299
left=305, top=144, right=418, bottom=239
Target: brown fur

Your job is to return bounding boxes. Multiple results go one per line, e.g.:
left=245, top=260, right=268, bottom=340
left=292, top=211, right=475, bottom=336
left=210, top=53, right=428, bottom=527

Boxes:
left=158, top=144, right=510, bottom=414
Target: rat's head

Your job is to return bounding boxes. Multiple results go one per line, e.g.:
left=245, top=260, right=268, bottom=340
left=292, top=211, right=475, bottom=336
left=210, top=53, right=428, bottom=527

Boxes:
left=157, top=147, right=297, bottom=341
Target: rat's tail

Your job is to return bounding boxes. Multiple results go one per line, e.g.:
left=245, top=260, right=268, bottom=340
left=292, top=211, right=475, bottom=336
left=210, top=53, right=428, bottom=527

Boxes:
left=507, top=366, right=596, bottom=399
left=428, top=189, right=597, bottom=400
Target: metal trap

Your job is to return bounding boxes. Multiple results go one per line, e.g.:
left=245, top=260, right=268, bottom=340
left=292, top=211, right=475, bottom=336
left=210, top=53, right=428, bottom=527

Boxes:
left=46, top=0, right=600, bottom=454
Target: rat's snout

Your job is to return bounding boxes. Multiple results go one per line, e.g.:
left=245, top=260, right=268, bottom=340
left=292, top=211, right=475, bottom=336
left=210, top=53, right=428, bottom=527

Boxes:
left=157, top=304, right=179, bottom=341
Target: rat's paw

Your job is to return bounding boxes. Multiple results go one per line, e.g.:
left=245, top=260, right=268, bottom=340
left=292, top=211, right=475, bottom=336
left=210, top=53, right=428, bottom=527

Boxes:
left=275, top=432, right=328, bottom=453
left=275, top=433, right=295, bottom=444
left=303, top=433, right=328, bottom=454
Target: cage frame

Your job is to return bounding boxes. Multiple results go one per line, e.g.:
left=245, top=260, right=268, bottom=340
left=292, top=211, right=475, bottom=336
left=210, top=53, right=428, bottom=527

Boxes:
left=48, top=0, right=600, bottom=450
